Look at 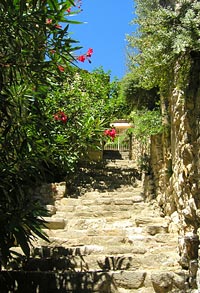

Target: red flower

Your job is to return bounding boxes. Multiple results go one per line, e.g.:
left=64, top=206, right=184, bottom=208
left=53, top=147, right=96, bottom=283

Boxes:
left=61, top=115, right=67, bottom=123
left=104, top=129, right=110, bottom=136
left=77, top=48, right=93, bottom=63
left=53, top=111, right=68, bottom=123
left=86, top=48, right=93, bottom=57
left=104, top=128, right=116, bottom=141
left=77, top=55, right=86, bottom=62
left=58, top=65, right=65, bottom=72
left=109, top=128, right=116, bottom=138
left=55, top=24, right=62, bottom=29
left=67, top=8, right=71, bottom=13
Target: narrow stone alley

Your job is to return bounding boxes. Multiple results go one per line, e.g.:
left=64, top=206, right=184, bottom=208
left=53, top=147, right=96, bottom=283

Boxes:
left=5, top=160, right=190, bottom=292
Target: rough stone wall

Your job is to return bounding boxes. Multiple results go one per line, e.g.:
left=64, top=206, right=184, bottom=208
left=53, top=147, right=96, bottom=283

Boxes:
left=148, top=55, right=200, bottom=287
left=150, top=56, right=200, bottom=235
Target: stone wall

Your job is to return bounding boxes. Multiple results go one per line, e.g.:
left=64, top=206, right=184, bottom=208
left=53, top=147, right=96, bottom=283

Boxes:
left=150, top=80, right=200, bottom=235
left=147, top=55, right=200, bottom=288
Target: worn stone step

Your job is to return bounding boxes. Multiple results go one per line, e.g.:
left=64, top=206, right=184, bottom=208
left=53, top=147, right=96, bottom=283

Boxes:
left=21, top=252, right=179, bottom=272
left=135, top=216, right=169, bottom=227
left=142, top=251, right=181, bottom=270
left=154, top=233, right=179, bottom=244
left=16, top=254, right=143, bottom=272
left=0, top=269, right=188, bottom=293
left=56, top=202, right=150, bottom=215
left=145, top=224, right=169, bottom=235
left=42, top=232, right=166, bottom=249
left=71, top=210, right=134, bottom=219
left=56, top=194, right=144, bottom=205
left=47, top=235, right=128, bottom=246
left=82, top=191, right=143, bottom=199
left=46, top=228, right=127, bottom=238
left=73, top=202, right=140, bottom=211
left=0, top=269, right=148, bottom=292
left=55, top=202, right=146, bottom=215
left=43, top=228, right=174, bottom=248
left=64, top=218, right=149, bottom=232
left=25, top=158, right=187, bottom=292
left=43, top=217, right=65, bottom=229
left=63, top=215, right=165, bottom=227
left=30, top=244, right=148, bottom=258
left=55, top=197, right=82, bottom=208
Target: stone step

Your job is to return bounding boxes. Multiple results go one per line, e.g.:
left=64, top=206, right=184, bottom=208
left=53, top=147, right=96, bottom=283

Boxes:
left=81, top=190, right=143, bottom=199
left=43, top=215, right=170, bottom=233
left=14, top=251, right=180, bottom=273
left=43, top=217, right=65, bottom=229
left=55, top=202, right=151, bottom=214
left=30, top=244, right=149, bottom=257
left=42, top=231, right=176, bottom=249
left=5, top=158, right=189, bottom=292
left=14, top=254, right=142, bottom=272
left=44, top=223, right=172, bottom=238
left=1, top=267, right=188, bottom=293
left=52, top=212, right=160, bottom=224
left=36, top=233, right=157, bottom=251
left=47, top=235, right=130, bottom=246
left=134, top=216, right=169, bottom=227
left=0, top=269, right=148, bottom=292
left=56, top=194, right=144, bottom=206
left=67, top=210, right=134, bottom=219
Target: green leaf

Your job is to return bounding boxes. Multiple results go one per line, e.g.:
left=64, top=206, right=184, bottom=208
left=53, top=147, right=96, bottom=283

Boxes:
left=13, top=226, right=30, bottom=257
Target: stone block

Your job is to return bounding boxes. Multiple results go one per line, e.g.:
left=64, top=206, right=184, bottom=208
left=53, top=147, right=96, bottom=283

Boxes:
left=59, top=198, right=81, bottom=206
left=135, top=217, right=167, bottom=227
left=114, top=199, right=134, bottom=205
left=151, top=272, right=173, bottom=292
left=46, top=205, right=56, bottom=215
left=146, top=225, right=168, bottom=235
left=43, top=217, right=65, bottom=229
left=113, top=271, right=147, bottom=289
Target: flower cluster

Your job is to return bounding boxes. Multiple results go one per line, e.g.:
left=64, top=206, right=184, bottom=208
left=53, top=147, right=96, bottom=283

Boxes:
left=77, top=48, right=93, bottom=63
left=104, top=128, right=116, bottom=141
left=53, top=111, right=68, bottom=123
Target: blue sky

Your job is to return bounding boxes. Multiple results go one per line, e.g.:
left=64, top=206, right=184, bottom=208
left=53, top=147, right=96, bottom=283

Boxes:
left=69, top=0, right=136, bottom=80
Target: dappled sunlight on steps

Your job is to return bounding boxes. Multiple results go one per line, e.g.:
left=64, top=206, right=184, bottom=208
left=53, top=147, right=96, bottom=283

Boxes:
left=2, top=160, right=191, bottom=292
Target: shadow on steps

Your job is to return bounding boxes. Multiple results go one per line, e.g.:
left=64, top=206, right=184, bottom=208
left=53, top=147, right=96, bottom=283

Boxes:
left=66, top=160, right=141, bottom=197
left=1, top=246, right=138, bottom=293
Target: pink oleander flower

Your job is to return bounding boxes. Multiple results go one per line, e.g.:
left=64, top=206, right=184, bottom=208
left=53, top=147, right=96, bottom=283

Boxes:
left=104, top=128, right=116, bottom=141
left=86, top=48, right=93, bottom=57
left=109, top=128, right=116, bottom=138
left=77, top=55, right=86, bottom=62
left=104, top=129, right=110, bottom=136
left=77, top=48, right=93, bottom=63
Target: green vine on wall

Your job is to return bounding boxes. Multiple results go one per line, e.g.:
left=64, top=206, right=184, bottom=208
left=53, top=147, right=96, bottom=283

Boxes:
left=128, top=108, right=163, bottom=143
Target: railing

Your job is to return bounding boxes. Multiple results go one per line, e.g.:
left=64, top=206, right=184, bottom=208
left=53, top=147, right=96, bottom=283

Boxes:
left=104, top=135, right=130, bottom=152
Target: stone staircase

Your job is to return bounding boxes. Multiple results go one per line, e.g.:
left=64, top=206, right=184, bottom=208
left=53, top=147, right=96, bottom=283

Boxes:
left=3, top=160, right=191, bottom=292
